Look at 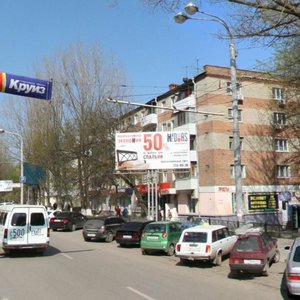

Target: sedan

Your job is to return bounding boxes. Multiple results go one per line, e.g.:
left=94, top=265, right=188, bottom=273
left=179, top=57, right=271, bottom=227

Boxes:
left=115, top=220, right=153, bottom=247
left=49, top=211, right=86, bottom=231
left=229, top=228, right=280, bottom=277
left=285, top=237, right=300, bottom=297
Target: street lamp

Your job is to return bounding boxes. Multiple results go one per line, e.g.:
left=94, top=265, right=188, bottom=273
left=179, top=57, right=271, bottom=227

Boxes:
left=0, top=129, right=24, bottom=205
left=174, top=3, right=244, bottom=219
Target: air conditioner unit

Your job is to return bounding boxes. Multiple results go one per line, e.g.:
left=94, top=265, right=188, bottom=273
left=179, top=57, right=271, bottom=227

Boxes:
left=278, top=99, right=286, bottom=107
left=237, top=92, right=244, bottom=104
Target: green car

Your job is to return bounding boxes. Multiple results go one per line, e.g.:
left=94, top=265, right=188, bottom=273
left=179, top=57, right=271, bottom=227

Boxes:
left=140, top=221, right=182, bottom=256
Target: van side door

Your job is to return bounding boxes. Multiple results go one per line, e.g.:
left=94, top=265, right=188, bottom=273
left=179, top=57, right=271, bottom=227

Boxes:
left=7, top=207, right=28, bottom=246
left=27, top=207, right=48, bottom=245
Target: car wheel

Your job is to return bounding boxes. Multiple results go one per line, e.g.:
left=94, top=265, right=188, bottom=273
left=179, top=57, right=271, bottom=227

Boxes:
left=262, top=261, right=270, bottom=276
left=180, top=258, right=189, bottom=265
left=52, top=228, right=57, bottom=231
left=105, top=232, right=114, bottom=243
left=141, top=249, right=149, bottom=255
left=167, top=244, right=175, bottom=256
left=215, top=252, right=222, bottom=266
left=230, top=270, right=238, bottom=278
left=273, top=250, right=280, bottom=263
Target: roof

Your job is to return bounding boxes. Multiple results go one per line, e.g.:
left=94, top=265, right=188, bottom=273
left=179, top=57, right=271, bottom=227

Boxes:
left=183, top=224, right=226, bottom=232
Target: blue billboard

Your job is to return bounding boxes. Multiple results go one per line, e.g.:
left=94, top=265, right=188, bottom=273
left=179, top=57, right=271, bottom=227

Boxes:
left=0, top=72, right=52, bottom=100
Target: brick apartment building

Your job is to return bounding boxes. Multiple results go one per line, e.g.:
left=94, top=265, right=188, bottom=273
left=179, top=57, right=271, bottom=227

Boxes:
left=118, top=65, right=300, bottom=225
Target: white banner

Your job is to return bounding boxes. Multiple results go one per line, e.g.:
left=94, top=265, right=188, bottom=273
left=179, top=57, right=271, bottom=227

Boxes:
left=115, top=131, right=190, bottom=170
left=0, top=180, right=13, bottom=192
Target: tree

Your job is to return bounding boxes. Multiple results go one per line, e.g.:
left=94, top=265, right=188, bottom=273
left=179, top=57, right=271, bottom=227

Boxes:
left=17, top=42, right=129, bottom=209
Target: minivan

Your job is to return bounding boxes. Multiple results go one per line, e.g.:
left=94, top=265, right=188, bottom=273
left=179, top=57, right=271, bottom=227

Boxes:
left=0, top=204, right=50, bottom=254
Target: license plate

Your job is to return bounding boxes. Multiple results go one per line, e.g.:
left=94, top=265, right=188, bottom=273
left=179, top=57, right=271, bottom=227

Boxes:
left=123, top=235, right=132, bottom=239
left=147, top=236, right=158, bottom=240
left=87, top=234, right=96, bottom=237
left=244, top=259, right=260, bottom=264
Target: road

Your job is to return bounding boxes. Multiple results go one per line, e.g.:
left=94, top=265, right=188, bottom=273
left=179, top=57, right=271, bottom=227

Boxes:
left=0, top=229, right=291, bottom=300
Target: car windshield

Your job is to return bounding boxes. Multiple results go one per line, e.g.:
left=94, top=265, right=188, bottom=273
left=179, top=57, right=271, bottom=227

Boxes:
left=235, top=236, right=260, bottom=251
left=56, top=212, right=72, bottom=218
left=145, top=223, right=166, bottom=233
left=86, top=219, right=104, bottom=226
left=182, top=232, right=207, bottom=243
left=293, top=246, right=300, bottom=262
left=120, top=222, right=143, bottom=231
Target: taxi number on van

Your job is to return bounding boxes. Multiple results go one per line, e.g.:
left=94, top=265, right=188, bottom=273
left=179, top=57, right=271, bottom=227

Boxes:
left=10, top=228, right=25, bottom=239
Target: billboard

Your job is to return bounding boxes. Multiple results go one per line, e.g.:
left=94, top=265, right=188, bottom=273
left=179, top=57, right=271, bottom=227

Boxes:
left=115, top=131, right=190, bottom=170
left=0, top=72, right=52, bottom=100
left=248, top=193, right=279, bottom=212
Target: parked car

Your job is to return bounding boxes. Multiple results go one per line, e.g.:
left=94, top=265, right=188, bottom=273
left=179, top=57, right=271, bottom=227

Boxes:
left=47, top=210, right=61, bottom=224
left=140, top=221, right=182, bottom=256
left=175, top=224, right=237, bottom=266
left=82, top=216, right=125, bottom=242
left=229, top=228, right=280, bottom=277
left=49, top=211, right=86, bottom=231
left=115, top=220, right=153, bottom=247
left=285, top=237, right=300, bottom=297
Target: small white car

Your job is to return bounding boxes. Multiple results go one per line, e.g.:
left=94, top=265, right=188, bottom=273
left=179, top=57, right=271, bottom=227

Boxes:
left=175, top=224, right=237, bottom=266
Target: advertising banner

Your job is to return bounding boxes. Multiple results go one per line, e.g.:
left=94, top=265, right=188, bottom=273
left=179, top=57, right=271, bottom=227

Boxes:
left=115, top=131, right=190, bottom=170
left=0, top=72, right=52, bottom=100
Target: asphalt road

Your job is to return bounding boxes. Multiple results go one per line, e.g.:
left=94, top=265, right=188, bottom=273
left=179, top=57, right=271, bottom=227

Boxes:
left=0, top=230, right=294, bottom=300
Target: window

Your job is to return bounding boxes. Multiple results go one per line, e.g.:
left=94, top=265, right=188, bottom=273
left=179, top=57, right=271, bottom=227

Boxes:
left=190, top=135, right=196, bottom=150
left=0, top=212, right=7, bottom=225
left=226, top=82, right=241, bottom=94
left=277, top=165, right=290, bottom=178
left=230, top=165, right=246, bottom=178
left=274, top=112, right=287, bottom=125
left=188, top=198, right=196, bottom=213
left=229, top=136, right=243, bottom=150
left=177, top=112, right=187, bottom=126
left=31, top=213, right=45, bottom=226
left=160, top=100, right=166, bottom=112
left=275, top=139, right=288, bottom=152
left=183, top=232, right=207, bottom=243
left=228, top=108, right=242, bottom=121
left=272, top=88, right=285, bottom=100
left=11, top=213, right=26, bottom=226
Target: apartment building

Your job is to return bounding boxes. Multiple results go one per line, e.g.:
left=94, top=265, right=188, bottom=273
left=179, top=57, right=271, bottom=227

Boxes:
left=119, top=65, right=299, bottom=223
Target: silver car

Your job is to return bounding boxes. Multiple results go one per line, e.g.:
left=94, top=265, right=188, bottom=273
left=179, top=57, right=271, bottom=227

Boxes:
left=285, top=237, right=300, bottom=297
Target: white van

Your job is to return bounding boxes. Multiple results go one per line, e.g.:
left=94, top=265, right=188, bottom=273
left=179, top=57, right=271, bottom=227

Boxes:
left=0, top=204, right=50, bottom=254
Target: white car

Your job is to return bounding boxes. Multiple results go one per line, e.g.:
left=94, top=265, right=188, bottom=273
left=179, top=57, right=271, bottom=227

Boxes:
left=175, top=224, right=237, bottom=266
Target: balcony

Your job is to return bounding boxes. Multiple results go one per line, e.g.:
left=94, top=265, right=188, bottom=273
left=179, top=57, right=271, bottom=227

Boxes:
left=175, top=177, right=198, bottom=191
left=190, top=150, right=198, bottom=162
left=141, top=113, right=158, bottom=128
left=174, top=94, right=196, bottom=110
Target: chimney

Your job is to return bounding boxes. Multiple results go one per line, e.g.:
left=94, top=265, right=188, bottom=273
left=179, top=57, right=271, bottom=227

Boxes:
left=169, top=83, right=179, bottom=90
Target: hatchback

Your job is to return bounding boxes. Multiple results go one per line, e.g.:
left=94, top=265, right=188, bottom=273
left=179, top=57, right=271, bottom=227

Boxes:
left=140, top=221, right=182, bottom=256
left=115, top=220, right=153, bottom=247
left=229, top=228, right=280, bottom=276
left=285, top=237, right=300, bottom=297
left=82, top=216, right=125, bottom=242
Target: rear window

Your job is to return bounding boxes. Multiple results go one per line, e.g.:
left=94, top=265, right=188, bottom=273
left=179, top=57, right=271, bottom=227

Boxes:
left=57, top=212, right=72, bottom=218
left=121, top=222, right=143, bottom=231
left=86, top=219, right=104, bottom=226
left=182, top=232, right=207, bottom=243
left=293, top=246, right=300, bottom=263
left=31, top=213, right=45, bottom=226
left=145, top=223, right=166, bottom=233
left=11, top=213, right=26, bottom=226
left=235, top=236, right=260, bottom=251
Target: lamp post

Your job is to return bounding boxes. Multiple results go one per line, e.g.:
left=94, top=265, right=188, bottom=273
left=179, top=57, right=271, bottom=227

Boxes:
left=174, top=3, right=244, bottom=219
left=0, top=129, right=24, bottom=205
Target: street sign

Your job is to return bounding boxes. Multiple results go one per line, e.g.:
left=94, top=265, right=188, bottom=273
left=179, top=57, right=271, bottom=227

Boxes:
left=0, top=180, right=13, bottom=192
left=19, top=176, right=26, bottom=184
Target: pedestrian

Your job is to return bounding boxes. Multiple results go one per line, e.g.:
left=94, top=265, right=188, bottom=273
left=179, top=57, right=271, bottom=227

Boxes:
left=167, top=209, right=172, bottom=220
left=115, top=205, right=121, bottom=217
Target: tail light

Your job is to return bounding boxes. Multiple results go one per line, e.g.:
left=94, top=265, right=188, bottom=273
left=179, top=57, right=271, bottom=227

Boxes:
left=162, top=232, right=167, bottom=238
left=99, top=226, right=106, bottom=233
left=50, top=218, right=55, bottom=223
left=141, top=232, right=145, bottom=238
left=176, top=244, right=181, bottom=252
left=205, top=245, right=211, bottom=253
left=229, top=258, right=241, bottom=264
left=4, top=229, right=7, bottom=239
left=288, top=273, right=300, bottom=281
left=62, top=219, right=69, bottom=224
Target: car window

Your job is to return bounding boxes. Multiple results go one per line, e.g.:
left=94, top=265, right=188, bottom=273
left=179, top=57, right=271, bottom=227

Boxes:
left=120, top=222, right=143, bottom=230
left=170, top=224, right=177, bottom=232
left=0, top=212, right=7, bottom=225
left=217, top=229, right=226, bottom=240
left=86, top=219, right=104, bottom=226
left=11, top=213, right=26, bottom=226
left=293, top=246, right=300, bottom=262
left=223, top=228, right=229, bottom=237
left=183, top=232, right=207, bottom=243
left=212, top=231, right=218, bottom=242
left=261, top=233, right=270, bottom=247
left=145, top=224, right=166, bottom=233
left=236, top=236, right=260, bottom=251
left=30, top=213, right=45, bottom=226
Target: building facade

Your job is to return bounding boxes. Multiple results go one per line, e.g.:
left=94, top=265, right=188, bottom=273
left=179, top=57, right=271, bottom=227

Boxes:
left=118, top=65, right=299, bottom=224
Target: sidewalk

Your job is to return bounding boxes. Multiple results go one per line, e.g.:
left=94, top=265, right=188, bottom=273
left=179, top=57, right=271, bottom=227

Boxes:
left=277, top=237, right=294, bottom=262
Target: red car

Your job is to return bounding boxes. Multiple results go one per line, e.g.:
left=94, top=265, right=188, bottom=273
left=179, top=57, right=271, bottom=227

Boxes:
left=229, top=228, right=280, bottom=277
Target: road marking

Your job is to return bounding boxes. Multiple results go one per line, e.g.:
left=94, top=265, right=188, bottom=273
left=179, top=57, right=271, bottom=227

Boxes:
left=61, top=253, right=73, bottom=260
left=126, top=286, right=155, bottom=300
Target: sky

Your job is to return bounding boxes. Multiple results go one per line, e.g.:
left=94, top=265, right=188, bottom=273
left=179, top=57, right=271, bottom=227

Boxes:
left=0, top=0, right=273, bottom=107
